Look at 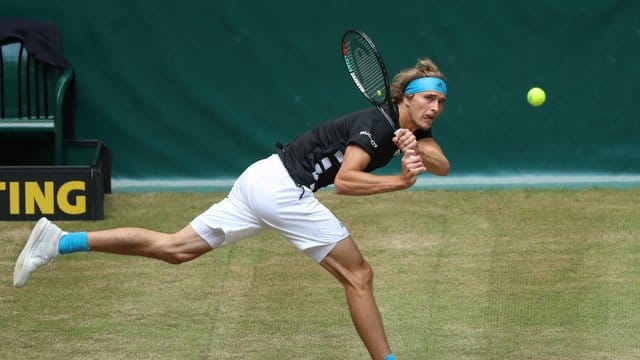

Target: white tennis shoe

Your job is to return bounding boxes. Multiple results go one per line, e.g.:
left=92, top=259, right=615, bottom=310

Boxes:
left=13, top=217, right=64, bottom=288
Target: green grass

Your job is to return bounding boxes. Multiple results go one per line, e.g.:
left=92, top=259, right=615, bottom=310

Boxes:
left=1, top=189, right=639, bottom=359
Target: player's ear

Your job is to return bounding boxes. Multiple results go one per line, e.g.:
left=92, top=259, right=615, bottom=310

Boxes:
left=403, top=94, right=414, bottom=106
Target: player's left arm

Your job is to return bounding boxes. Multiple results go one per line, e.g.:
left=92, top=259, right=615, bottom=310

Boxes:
left=417, top=137, right=450, bottom=176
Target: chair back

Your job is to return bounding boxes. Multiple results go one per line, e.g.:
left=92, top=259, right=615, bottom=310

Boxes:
left=1, top=40, right=62, bottom=120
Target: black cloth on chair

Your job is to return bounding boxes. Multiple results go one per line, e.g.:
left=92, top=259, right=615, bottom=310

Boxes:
left=0, top=17, right=72, bottom=68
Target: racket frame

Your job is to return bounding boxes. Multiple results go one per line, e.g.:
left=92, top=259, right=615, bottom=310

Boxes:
left=341, top=29, right=399, bottom=132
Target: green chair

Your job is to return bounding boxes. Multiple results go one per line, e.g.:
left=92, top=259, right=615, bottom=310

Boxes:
left=0, top=40, right=75, bottom=164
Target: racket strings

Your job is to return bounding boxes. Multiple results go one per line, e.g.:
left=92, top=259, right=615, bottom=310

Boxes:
left=345, top=38, right=387, bottom=102
left=342, top=30, right=397, bottom=131
left=357, top=55, right=385, bottom=96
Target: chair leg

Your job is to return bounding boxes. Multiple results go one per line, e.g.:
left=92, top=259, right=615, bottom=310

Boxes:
left=54, top=135, right=63, bottom=165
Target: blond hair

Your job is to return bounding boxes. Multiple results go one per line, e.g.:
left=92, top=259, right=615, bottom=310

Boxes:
left=390, top=58, right=445, bottom=103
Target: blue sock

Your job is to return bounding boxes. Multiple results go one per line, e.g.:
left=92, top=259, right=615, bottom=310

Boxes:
left=384, top=354, right=396, bottom=360
left=58, top=232, right=90, bottom=254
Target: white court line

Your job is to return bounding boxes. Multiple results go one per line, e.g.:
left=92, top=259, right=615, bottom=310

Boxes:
left=111, top=174, right=640, bottom=192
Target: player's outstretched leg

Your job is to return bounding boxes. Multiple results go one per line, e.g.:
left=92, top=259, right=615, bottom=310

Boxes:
left=13, top=217, right=64, bottom=287
left=14, top=217, right=213, bottom=288
left=320, top=236, right=395, bottom=360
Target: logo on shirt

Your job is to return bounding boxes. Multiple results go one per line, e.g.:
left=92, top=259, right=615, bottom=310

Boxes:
left=359, top=131, right=378, bottom=149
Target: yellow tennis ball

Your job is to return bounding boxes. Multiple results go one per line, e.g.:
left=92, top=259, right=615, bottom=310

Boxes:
left=527, top=87, right=546, bottom=107
left=376, top=90, right=382, bottom=96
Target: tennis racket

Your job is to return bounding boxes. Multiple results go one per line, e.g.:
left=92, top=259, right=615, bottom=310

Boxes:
left=341, top=29, right=399, bottom=134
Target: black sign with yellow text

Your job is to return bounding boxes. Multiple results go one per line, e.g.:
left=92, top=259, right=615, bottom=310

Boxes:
left=0, top=166, right=104, bottom=220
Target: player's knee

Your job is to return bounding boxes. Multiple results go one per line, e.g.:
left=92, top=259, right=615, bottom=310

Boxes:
left=163, top=248, right=199, bottom=264
left=159, top=236, right=199, bottom=265
left=162, top=250, right=197, bottom=265
left=346, top=261, right=374, bottom=293
left=163, top=253, right=186, bottom=265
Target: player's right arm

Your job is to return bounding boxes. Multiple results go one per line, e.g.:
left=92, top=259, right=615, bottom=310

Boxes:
left=333, top=145, right=425, bottom=196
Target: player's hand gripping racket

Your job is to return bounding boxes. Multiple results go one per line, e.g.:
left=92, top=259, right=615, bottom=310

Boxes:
left=341, top=29, right=399, bottom=134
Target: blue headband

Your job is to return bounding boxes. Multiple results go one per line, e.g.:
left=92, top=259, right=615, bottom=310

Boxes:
left=404, top=77, right=447, bottom=96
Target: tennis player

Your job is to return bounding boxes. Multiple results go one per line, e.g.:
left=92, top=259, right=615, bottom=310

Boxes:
left=14, top=58, right=449, bottom=360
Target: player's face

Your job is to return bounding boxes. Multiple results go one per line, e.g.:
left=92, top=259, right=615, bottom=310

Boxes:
left=404, top=91, right=446, bottom=130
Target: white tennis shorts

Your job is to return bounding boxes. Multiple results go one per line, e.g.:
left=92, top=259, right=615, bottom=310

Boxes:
left=190, top=154, right=349, bottom=262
